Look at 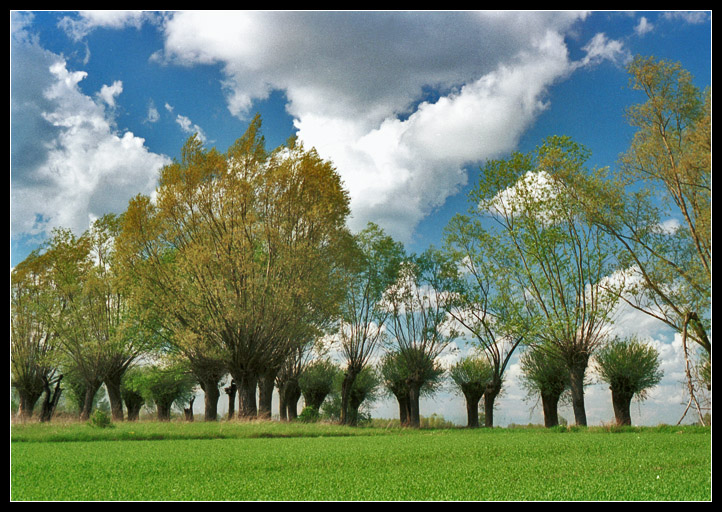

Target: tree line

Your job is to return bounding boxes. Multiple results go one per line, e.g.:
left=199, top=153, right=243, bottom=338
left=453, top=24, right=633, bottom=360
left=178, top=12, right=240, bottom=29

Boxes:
left=11, top=56, right=710, bottom=429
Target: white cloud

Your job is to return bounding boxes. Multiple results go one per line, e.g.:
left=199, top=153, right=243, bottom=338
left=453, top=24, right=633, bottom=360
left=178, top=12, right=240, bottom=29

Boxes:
left=154, top=12, right=631, bottom=243
left=97, top=80, right=123, bottom=108
left=577, top=32, right=631, bottom=68
left=175, top=114, right=207, bottom=142
left=58, top=10, right=156, bottom=41
left=11, top=29, right=170, bottom=240
left=634, top=16, right=654, bottom=36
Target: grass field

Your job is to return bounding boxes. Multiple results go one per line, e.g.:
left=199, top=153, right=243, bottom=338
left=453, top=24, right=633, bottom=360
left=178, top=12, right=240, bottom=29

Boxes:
left=11, top=420, right=711, bottom=501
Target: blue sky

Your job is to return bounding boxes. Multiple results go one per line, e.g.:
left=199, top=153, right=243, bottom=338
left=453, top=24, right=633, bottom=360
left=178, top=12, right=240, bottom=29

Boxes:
left=10, top=11, right=711, bottom=425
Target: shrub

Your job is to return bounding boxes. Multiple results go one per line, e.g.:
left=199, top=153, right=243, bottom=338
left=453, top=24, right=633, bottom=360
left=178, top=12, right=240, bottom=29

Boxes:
left=88, top=409, right=113, bottom=429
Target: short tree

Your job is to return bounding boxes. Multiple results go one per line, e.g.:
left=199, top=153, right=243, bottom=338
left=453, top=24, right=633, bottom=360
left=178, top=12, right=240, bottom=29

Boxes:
left=594, top=336, right=663, bottom=426
left=519, top=344, right=571, bottom=427
left=299, top=359, right=340, bottom=414
left=449, top=352, right=494, bottom=428
left=140, top=363, right=197, bottom=421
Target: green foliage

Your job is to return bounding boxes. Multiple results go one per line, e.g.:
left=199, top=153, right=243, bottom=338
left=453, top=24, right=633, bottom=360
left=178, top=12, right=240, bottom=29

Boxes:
left=296, top=406, right=321, bottom=423
left=88, top=409, right=113, bottom=429
left=594, top=336, right=663, bottom=400
left=299, top=359, right=340, bottom=412
left=449, top=353, right=494, bottom=398
left=519, top=344, right=571, bottom=400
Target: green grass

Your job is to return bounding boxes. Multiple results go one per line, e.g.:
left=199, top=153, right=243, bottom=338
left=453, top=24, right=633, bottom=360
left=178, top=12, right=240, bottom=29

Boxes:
left=11, top=421, right=711, bottom=501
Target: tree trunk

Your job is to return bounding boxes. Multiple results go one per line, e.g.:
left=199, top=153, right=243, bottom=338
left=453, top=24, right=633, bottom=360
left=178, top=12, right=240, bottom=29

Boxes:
left=568, top=362, right=588, bottom=427
left=79, top=380, right=102, bottom=421
left=611, top=388, right=633, bottom=426
left=257, top=370, right=277, bottom=420
left=236, top=373, right=258, bottom=419
left=483, top=383, right=500, bottom=428
left=105, top=373, right=125, bottom=422
left=225, top=380, right=237, bottom=420
left=395, top=392, right=410, bottom=426
left=16, top=389, right=43, bottom=421
left=200, top=380, right=220, bottom=421
left=340, top=369, right=358, bottom=425
left=157, top=401, right=172, bottom=421
left=286, top=384, right=301, bottom=421
left=126, top=400, right=143, bottom=421
left=541, top=391, right=561, bottom=428
left=40, top=374, right=63, bottom=423
left=407, top=380, right=423, bottom=428
left=464, top=391, right=483, bottom=428
left=278, top=385, right=288, bottom=421
left=184, top=396, right=195, bottom=421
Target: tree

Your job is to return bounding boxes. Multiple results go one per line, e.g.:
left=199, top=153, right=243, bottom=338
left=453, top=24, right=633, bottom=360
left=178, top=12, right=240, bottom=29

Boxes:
left=519, top=344, right=571, bottom=427
left=448, top=352, right=494, bottom=428
left=572, top=57, right=710, bottom=424
left=440, top=224, right=527, bottom=428
left=139, top=362, right=197, bottom=421
left=120, top=366, right=146, bottom=421
left=11, top=250, right=61, bottom=421
left=41, top=227, right=109, bottom=421
left=594, top=336, right=663, bottom=426
left=117, top=116, right=352, bottom=420
left=379, top=349, right=445, bottom=426
left=469, top=136, right=622, bottom=426
left=582, top=56, right=710, bottom=355
left=299, top=359, right=340, bottom=414
left=384, top=251, right=458, bottom=428
left=336, top=222, right=404, bottom=425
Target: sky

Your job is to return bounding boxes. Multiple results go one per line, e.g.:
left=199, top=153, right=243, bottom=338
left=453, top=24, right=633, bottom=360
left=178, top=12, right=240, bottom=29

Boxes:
left=10, top=10, right=711, bottom=426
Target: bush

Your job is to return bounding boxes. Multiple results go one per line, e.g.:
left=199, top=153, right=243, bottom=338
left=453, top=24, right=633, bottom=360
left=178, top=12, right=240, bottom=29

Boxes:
left=88, top=409, right=113, bottom=429
left=296, top=406, right=321, bottom=423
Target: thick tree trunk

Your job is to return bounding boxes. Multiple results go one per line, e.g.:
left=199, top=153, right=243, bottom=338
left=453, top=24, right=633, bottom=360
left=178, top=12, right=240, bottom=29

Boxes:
left=278, top=385, right=288, bottom=421
left=157, top=401, right=172, bottom=421
left=340, top=369, right=358, bottom=425
left=236, top=373, right=258, bottom=419
left=407, top=380, right=423, bottom=428
left=257, top=371, right=277, bottom=420
left=105, top=374, right=125, bottom=422
left=199, top=379, right=220, bottom=421
left=464, top=391, right=483, bottom=428
left=286, top=385, right=301, bottom=421
left=611, top=388, right=633, bottom=426
left=541, top=391, right=561, bottom=428
left=79, top=380, right=102, bottom=421
left=16, top=389, right=43, bottom=421
left=395, top=393, right=410, bottom=426
left=483, top=384, right=500, bottom=428
left=126, top=400, right=143, bottom=421
left=568, top=362, right=588, bottom=427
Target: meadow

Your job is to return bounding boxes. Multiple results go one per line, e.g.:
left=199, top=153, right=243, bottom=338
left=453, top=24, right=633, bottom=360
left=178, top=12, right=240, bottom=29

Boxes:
left=11, top=420, right=711, bottom=501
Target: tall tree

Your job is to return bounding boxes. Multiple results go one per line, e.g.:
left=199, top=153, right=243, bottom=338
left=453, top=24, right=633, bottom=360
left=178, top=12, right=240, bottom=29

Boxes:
left=470, top=136, right=622, bottom=426
left=336, top=222, right=404, bottom=425
left=11, top=251, right=61, bottom=420
left=582, top=56, right=710, bottom=357
left=441, top=224, right=527, bottom=428
left=117, top=116, right=352, bottom=419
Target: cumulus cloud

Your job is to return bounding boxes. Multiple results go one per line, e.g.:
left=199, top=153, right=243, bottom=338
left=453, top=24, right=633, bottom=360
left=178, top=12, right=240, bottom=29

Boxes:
left=157, top=11, right=620, bottom=243
left=97, top=80, right=123, bottom=108
left=11, top=24, right=170, bottom=241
